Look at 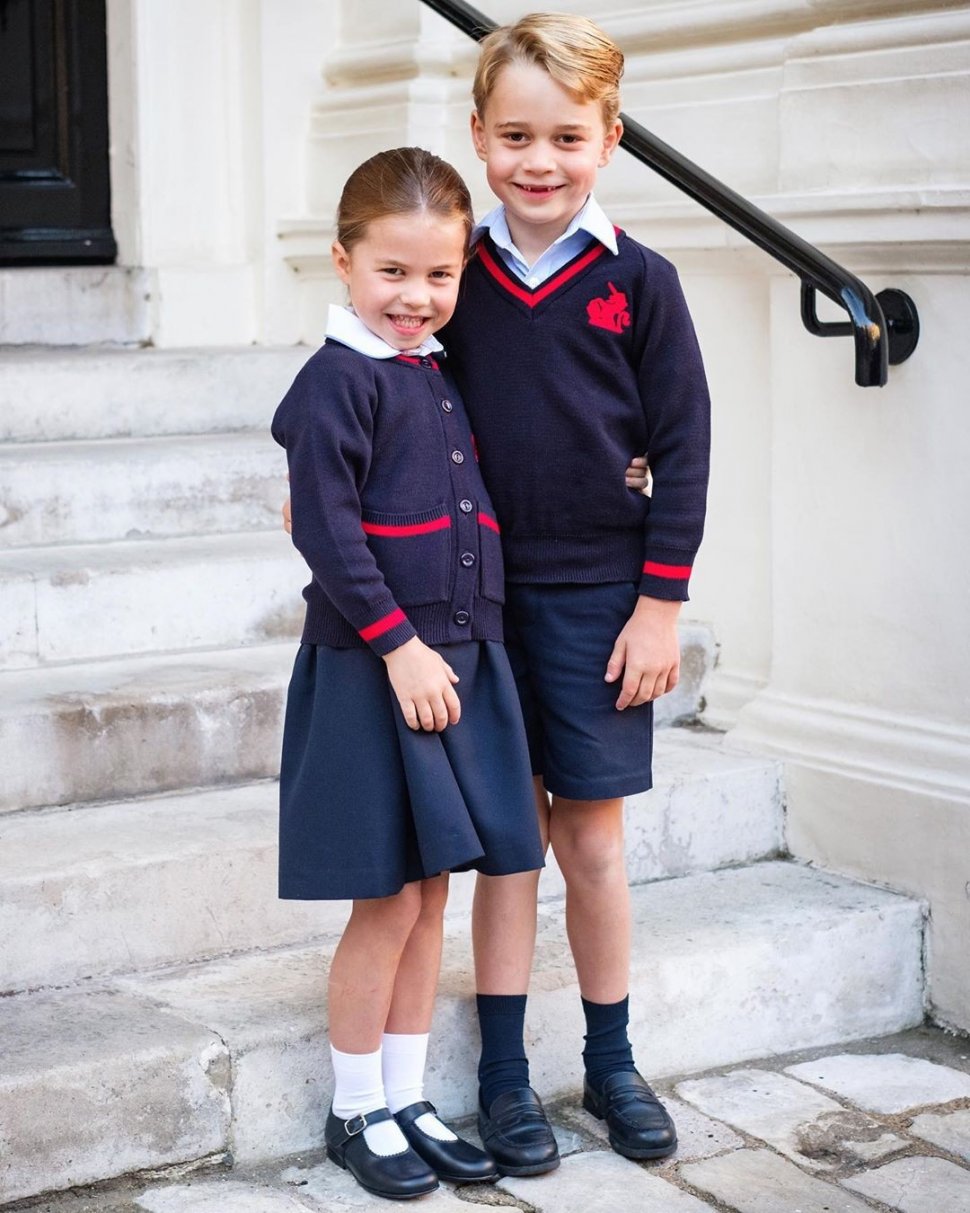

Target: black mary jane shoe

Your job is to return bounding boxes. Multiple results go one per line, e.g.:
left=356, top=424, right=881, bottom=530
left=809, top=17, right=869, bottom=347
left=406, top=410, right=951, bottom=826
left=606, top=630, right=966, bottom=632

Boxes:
left=325, top=1106, right=439, bottom=1200
left=582, top=1071, right=678, bottom=1160
left=394, top=1100, right=499, bottom=1185
left=477, top=1086, right=560, bottom=1177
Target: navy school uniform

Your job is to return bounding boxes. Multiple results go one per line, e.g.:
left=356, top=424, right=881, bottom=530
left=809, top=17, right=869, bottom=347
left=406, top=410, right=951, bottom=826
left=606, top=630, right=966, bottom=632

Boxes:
left=271, top=307, right=544, bottom=900
left=441, top=199, right=712, bottom=800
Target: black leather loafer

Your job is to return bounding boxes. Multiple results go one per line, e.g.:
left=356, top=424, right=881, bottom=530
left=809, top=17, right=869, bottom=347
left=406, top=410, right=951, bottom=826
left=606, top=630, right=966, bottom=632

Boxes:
left=394, top=1099, right=499, bottom=1184
left=325, top=1106, right=439, bottom=1200
left=582, top=1071, right=678, bottom=1160
left=477, top=1086, right=560, bottom=1177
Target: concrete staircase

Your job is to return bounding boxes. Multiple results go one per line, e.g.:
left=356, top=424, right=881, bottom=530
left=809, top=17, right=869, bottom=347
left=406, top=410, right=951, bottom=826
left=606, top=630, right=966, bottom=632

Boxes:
left=0, top=346, right=926, bottom=1206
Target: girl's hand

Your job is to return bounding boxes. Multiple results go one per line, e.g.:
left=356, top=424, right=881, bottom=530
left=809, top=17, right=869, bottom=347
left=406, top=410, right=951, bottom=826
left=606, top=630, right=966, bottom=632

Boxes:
left=383, top=637, right=461, bottom=731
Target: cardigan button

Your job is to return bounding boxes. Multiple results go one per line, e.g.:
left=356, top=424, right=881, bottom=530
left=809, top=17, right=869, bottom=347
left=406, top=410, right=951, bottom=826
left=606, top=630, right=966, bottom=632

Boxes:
left=420, top=356, right=433, bottom=368
left=454, top=610, right=470, bottom=625
left=460, top=551, right=476, bottom=567
left=451, top=450, right=464, bottom=464
left=459, top=499, right=473, bottom=513
left=441, top=399, right=453, bottom=413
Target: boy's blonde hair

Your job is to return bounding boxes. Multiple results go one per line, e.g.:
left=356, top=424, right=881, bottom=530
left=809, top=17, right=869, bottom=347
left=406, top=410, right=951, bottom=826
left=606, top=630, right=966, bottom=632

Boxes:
left=472, top=12, right=624, bottom=128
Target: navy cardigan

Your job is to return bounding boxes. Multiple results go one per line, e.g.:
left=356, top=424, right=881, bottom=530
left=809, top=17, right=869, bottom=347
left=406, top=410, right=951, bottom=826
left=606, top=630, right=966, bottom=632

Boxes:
left=272, top=342, right=505, bottom=657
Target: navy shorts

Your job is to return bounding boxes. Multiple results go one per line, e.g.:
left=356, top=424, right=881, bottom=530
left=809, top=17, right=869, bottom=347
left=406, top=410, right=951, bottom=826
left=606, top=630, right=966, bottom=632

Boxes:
left=503, top=582, right=654, bottom=801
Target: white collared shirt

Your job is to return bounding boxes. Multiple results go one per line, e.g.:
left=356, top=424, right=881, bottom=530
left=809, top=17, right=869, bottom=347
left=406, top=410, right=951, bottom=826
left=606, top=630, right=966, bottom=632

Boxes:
left=325, top=305, right=444, bottom=360
left=472, top=195, right=618, bottom=288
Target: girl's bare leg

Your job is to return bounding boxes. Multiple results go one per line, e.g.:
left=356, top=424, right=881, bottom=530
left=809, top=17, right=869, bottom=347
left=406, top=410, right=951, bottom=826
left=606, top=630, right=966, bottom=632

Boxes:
left=328, top=882, right=424, bottom=1053
left=471, top=777, right=549, bottom=993
left=385, top=873, right=451, bottom=1033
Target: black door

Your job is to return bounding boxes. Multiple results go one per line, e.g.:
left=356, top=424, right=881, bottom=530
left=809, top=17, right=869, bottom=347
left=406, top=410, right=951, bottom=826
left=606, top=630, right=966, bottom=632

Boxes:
left=0, top=0, right=115, bottom=265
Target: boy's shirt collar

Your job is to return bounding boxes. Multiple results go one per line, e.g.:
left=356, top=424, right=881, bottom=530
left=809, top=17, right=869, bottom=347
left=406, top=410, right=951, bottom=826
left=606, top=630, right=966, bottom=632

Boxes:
left=473, top=194, right=618, bottom=285
left=325, top=305, right=444, bottom=360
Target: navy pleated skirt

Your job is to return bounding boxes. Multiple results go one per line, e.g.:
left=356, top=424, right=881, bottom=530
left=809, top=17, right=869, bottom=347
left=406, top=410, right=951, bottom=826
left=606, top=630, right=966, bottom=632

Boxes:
left=278, top=640, right=545, bottom=900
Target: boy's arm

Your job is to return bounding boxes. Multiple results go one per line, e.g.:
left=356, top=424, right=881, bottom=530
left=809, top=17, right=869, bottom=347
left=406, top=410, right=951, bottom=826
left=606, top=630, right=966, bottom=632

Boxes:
left=609, top=256, right=711, bottom=708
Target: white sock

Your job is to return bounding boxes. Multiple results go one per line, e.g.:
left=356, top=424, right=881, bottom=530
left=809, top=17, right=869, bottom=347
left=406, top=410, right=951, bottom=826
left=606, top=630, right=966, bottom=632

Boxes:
left=330, top=1045, right=409, bottom=1156
left=382, top=1033, right=457, bottom=1143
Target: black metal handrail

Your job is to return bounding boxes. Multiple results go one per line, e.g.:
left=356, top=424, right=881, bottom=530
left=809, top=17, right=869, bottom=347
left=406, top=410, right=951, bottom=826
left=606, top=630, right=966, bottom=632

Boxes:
left=418, top=0, right=919, bottom=387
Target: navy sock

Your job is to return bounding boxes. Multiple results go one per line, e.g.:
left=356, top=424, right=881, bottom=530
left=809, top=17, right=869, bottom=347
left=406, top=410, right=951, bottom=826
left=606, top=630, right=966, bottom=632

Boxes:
left=476, top=993, right=530, bottom=1112
left=581, top=995, right=637, bottom=1092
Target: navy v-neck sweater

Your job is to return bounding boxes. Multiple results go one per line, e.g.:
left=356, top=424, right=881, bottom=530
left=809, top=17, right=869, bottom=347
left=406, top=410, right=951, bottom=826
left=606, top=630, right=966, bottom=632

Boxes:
left=441, top=230, right=711, bottom=601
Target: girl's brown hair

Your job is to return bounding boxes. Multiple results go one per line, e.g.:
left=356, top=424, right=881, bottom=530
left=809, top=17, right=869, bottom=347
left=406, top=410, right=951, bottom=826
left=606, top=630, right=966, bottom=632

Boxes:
left=473, top=13, right=624, bottom=128
left=336, top=147, right=474, bottom=253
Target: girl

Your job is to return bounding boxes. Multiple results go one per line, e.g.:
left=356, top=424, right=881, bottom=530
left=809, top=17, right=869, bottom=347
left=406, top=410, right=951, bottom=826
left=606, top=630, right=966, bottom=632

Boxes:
left=271, top=147, right=545, bottom=1201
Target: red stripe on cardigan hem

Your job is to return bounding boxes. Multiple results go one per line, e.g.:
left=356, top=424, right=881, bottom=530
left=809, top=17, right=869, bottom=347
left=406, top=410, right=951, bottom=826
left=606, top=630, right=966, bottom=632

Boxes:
left=477, top=512, right=500, bottom=533
left=359, top=608, right=408, bottom=642
left=362, top=516, right=451, bottom=537
left=477, top=240, right=609, bottom=308
left=643, top=561, right=692, bottom=579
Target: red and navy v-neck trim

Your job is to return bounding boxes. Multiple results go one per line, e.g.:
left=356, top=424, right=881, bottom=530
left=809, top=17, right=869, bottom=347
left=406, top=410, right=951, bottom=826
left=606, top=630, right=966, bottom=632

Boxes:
left=473, top=229, right=621, bottom=311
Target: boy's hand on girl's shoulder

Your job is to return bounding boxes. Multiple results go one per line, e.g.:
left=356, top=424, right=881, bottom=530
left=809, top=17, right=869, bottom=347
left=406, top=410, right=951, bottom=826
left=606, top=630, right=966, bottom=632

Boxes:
left=605, top=596, right=681, bottom=710
left=282, top=480, right=292, bottom=534
left=625, top=455, right=652, bottom=495
left=383, top=636, right=461, bottom=732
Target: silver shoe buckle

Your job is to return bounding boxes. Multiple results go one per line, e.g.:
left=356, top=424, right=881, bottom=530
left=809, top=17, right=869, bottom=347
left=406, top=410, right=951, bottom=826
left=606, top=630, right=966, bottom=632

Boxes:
left=344, top=1113, right=368, bottom=1136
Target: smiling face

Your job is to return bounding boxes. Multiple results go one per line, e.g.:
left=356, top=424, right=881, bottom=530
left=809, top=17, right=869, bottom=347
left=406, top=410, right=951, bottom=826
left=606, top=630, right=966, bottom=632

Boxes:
left=331, top=211, right=467, bottom=350
left=471, top=61, right=623, bottom=263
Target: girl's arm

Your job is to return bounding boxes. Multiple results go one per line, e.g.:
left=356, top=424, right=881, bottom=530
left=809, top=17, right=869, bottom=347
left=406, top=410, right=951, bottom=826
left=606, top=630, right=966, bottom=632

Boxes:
left=273, top=358, right=460, bottom=730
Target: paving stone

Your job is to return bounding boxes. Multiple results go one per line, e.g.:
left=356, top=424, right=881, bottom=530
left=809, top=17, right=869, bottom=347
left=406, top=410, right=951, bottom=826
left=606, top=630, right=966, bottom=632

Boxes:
left=0, top=989, right=230, bottom=1204
left=786, top=1053, right=970, bottom=1114
left=682, top=1148, right=875, bottom=1212
left=909, top=1107, right=970, bottom=1162
left=559, top=1093, right=744, bottom=1161
left=676, top=1068, right=907, bottom=1170
left=499, top=1149, right=711, bottom=1211
left=137, top=1179, right=308, bottom=1212
left=278, top=1161, right=472, bottom=1210
left=842, top=1155, right=970, bottom=1212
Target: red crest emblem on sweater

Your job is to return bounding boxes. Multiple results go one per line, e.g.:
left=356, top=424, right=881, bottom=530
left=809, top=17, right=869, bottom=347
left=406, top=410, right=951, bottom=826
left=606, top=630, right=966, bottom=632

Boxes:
left=586, top=282, right=631, bottom=333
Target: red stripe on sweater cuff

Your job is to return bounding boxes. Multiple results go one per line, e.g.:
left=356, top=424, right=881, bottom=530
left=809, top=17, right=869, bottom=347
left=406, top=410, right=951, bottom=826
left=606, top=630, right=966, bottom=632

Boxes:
left=477, top=512, right=500, bottom=533
left=359, top=608, right=407, bottom=642
left=362, top=516, right=451, bottom=537
left=643, top=561, right=692, bottom=579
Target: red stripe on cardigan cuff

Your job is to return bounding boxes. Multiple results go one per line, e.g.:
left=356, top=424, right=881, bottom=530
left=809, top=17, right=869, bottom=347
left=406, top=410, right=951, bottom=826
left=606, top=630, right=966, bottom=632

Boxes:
left=362, top=516, right=451, bottom=537
left=477, top=512, right=500, bottom=533
left=643, top=560, right=693, bottom=579
left=359, top=608, right=408, bottom=642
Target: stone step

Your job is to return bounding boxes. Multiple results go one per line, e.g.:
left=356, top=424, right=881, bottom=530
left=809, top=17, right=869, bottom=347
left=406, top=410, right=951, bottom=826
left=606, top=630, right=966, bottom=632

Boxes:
left=0, top=731, right=783, bottom=994
left=0, top=432, right=287, bottom=548
left=0, top=530, right=306, bottom=670
left=0, top=861, right=925, bottom=1202
left=0, top=627, right=713, bottom=813
left=0, top=346, right=310, bottom=443
left=0, top=267, right=151, bottom=347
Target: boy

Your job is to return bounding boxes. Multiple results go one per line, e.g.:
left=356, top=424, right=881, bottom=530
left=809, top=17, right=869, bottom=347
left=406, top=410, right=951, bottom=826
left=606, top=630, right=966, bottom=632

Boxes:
left=447, top=13, right=710, bottom=1174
